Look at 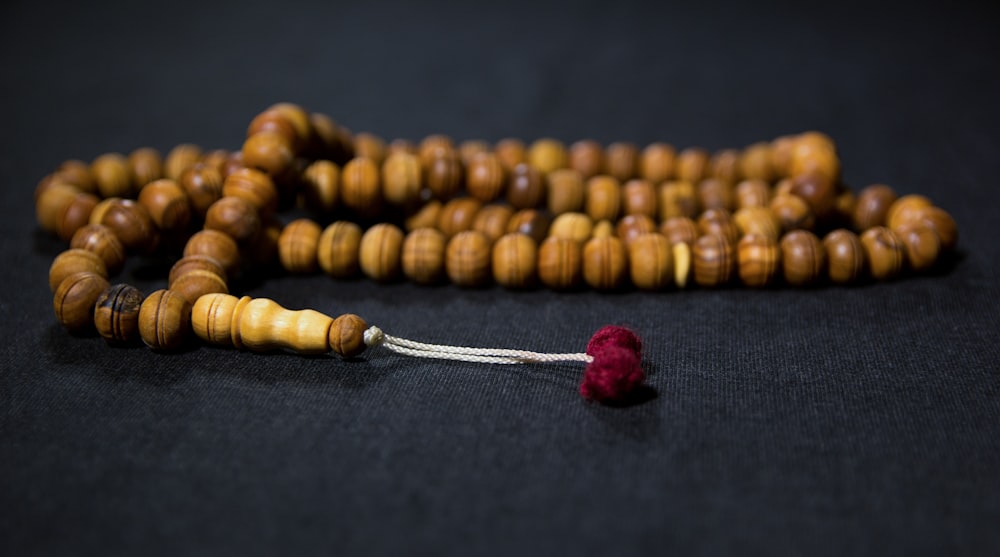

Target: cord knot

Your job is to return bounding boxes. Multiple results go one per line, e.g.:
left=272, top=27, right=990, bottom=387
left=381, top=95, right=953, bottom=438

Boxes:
left=363, top=326, right=384, bottom=348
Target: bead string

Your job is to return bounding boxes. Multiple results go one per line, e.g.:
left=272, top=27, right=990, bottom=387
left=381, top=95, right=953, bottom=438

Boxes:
left=363, top=326, right=594, bottom=365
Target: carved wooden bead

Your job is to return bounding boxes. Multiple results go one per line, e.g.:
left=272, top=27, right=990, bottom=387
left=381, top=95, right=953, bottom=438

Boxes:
left=616, top=214, right=657, bottom=247
left=329, top=313, right=369, bottom=358
left=605, top=142, right=639, bottom=182
left=622, top=179, right=656, bottom=217
left=507, top=163, right=545, bottom=209
left=546, top=168, right=586, bottom=215
left=780, top=230, right=826, bottom=286
left=223, top=167, right=279, bottom=217
left=770, top=194, right=815, bottom=233
left=91, top=153, right=134, bottom=198
left=549, top=212, right=593, bottom=243
left=538, top=236, right=582, bottom=290
left=528, top=138, right=568, bottom=174
left=180, top=163, right=223, bottom=217
left=852, top=184, right=898, bottom=230
left=893, top=221, right=940, bottom=273
left=628, top=233, right=673, bottom=291
left=586, top=175, right=621, bottom=222
left=381, top=152, right=421, bottom=206
left=672, top=241, right=692, bottom=288
left=445, top=231, right=491, bottom=287
left=168, top=254, right=226, bottom=286
left=676, top=147, right=710, bottom=183
left=911, top=206, right=957, bottom=251
left=697, top=178, right=735, bottom=212
left=53, top=272, right=109, bottom=333
left=360, top=223, right=404, bottom=282
left=697, top=209, right=740, bottom=245
left=91, top=198, right=156, bottom=253
left=402, top=228, right=447, bottom=285
left=737, top=234, right=780, bottom=288
left=710, top=149, right=741, bottom=184
left=128, top=147, right=163, bottom=188
left=466, top=152, right=506, bottom=202
left=94, top=284, right=143, bottom=345
left=164, top=144, right=203, bottom=181
left=138, top=179, right=191, bottom=233
left=341, top=157, right=384, bottom=218
left=494, top=138, right=526, bottom=171
left=70, top=224, right=126, bottom=275
left=505, top=209, right=550, bottom=244
left=639, top=142, right=676, bottom=183
left=49, top=249, right=108, bottom=293
left=459, top=140, right=490, bottom=165
left=492, top=233, right=537, bottom=289
left=739, top=142, right=775, bottom=182
left=301, top=160, right=340, bottom=214
left=861, top=226, right=905, bottom=281
left=184, top=229, right=240, bottom=276
left=353, top=132, right=386, bottom=165
left=789, top=172, right=836, bottom=219
left=418, top=134, right=456, bottom=167
left=405, top=200, right=441, bottom=232
left=822, top=229, right=866, bottom=285
left=583, top=236, right=627, bottom=290
left=138, top=289, right=192, bottom=351
left=205, top=196, right=260, bottom=244
left=278, top=219, right=322, bottom=274
left=318, top=221, right=362, bottom=278
left=191, top=293, right=249, bottom=347
left=733, top=206, right=781, bottom=241
left=692, top=234, right=735, bottom=288
left=471, top=204, right=514, bottom=243
left=660, top=216, right=699, bottom=246
left=657, top=180, right=698, bottom=220
left=569, top=140, right=605, bottom=179
left=437, top=198, right=482, bottom=239
left=425, top=151, right=464, bottom=200
left=36, top=183, right=99, bottom=240
left=736, top=179, right=771, bottom=209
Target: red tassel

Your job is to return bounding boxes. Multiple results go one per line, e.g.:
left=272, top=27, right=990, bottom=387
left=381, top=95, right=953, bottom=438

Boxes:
left=580, top=326, right=645, bottom=403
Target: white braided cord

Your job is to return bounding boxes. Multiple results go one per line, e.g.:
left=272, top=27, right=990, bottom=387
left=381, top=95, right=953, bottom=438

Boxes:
left=363, top=326, right=593, bottom=365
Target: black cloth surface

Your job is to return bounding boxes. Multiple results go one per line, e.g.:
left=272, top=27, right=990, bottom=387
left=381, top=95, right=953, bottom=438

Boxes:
left=2, top=1, right=999, bottom=555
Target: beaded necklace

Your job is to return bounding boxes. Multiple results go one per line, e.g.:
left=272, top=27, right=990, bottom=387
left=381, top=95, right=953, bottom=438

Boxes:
left=37, top=103, right=958, bottom=404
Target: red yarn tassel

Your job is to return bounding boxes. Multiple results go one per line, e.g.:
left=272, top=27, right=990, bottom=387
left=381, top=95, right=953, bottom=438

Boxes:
left=580, top=325, right=645, bottom=403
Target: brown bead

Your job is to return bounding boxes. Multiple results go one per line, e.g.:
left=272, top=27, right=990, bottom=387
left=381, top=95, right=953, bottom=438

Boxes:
left=353, top=132, right=386, bottom=165
left=465, top=152, right=506, bottom=202
left=676, top=147, right=710, bottom=183
left=697, top=178, right=735, bottom=212
left=94, top=284, right=144, bottom=345
left=505, top=209, right=550, bottom=244
left=242, top=131, right=294, bottom=178
left=388, top=139, right=416, bottom=156
left=780, top=230, right=826, bottom=286
left=381, top=152, right=421, bottom=206
left=692, top=234, right=735, bottom=288
left=739, top=142, right=774, bottom=182
left=582, top=236, right=627, bottom=290
left=773, top=178, right=795, bottom=198
left=445, top=231, right=491, bottom=287
left=317, top=221, right=362, bottom=278
left=672, top=242, right=692, bottom=288
left=459, top=139, right=491, bottom=165
left=494, top=138, right=526, bottom=171
left=657, top=180, right=698, bottom=220
left=569, top=140, right=605, bottom=179
left=770, top=194, right=815, bottom=233
left=418, top=134, right=456, bottom=167
left=301, top=160, right=339, bottom=214
left=586, top=175, right=621, bottom=222
left=912, top=206, right=958, bottom=251
left=834, top=189, right=856, bottom=225
left=49, top=248, right=108, bottom=293
left=737, top=234, right=780, bottom=288
left=549, top=212, right=593, bottom=243
left=184, top=229, right=240, bottom=277
left=205, top=196, right=260, bottom=244
left=528, top=138, right=568, bottom=174
left=537, top=236, right=582, bottom=290
left=200, top=149, right=231, bottom=176
left=92, top=153, right=134, bottom=198
left=138, top=179, right=191, bottom=233
left=278, top=219, right=322, bottom=274
left=660, top=216, right=699, bottom=246
left=789, top=172, right=836, bottom=219
left=770, top=135, right=796, bottom=177
left=789, top=132, right=840, bottom=181
left=822, top=229, right=866, bottom=285
left=628, top=233, right=673, bottom=291
left=546, top=168, right=586, bottom=215
left=733, top=206, right=781, bottom=241
left=605, top=142, right=639, bottom=182
left=248, top=108, right=302, bottom=150
left=861, top=226, right=905, bottom=281
left=894, top=221, right=940, bottom=273
left=697, top=209, right=740, bottom=245
left=359, top=223, right=404, bottom=282
left=91, top=198, right=156, bottom=253
left=221, top=151, right=246, bottom=179
left=307, top=113, right=343, bottom=159
left=886, top=194, right=932, bottom=231
left=267, top=103, right=312, bottom=149
left=71, top=224, right=126, bottom=275
left=222, top=167, right=278, bottom=218
left=168, top=255, right=226, bottom=286
left=179, top=163, right=223, bottom=217
left=471, top=204, right=514, bottom=243
left=169, top=269, right=228, bottom=305
left=437, top=198, right=482, bottom=239
left=138, top=289, right=192, bottom=351
left=128, top=147, right=163, bottom=188
left=53, top=271, right=110, bottom=333
left=36, top=183, right=99, bottom=240
left=402, top=228, right=447, bottom=285
left=592, top=220, right=614, bottom=239
left=329, top=314, right=369, bottom=359
left=164, top=144, right=203, bottom=181
left=425, top=150, right=463, bottom=200
left=735, top=179, right=771, bottom=209
left=492, top=233, right=537, bottom=289
left=248, top=216, right=283, bottom=268
left=507, top=163, right=545, bottom=209
left=639, top=143, right=676, bottom=183
left=616, top=214, right=657, bottom=247
left=341, top=157, right=384, bottom=218
left=709, top=149, right=741, bottom=184
left=54, top=160, right=97, bottom=195
left=621, top=179, right=657, bottom=218
left=405, top=200, right=442, bottom=232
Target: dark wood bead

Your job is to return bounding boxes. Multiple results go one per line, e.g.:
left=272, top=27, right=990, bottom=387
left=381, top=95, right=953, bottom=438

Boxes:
left=317, top=221, right=362, bottom=278
left=301, top=160, right=340, bottom=214
left=402, top=228, right=446, bottom=285
left=53, top=272, right=109, bottom=333
left=546, top=168, right=586, bottom=215
left=494, top=138, right=526, bottom=171
left=621, top=179, right=657, bottom=218
left=94, top=284, right=144, bottom=345
left=164, top=144, right=203, bottom=181
left=138, top=179, right=191, bottom=233
left=223, top=167, right=279, bottom=217
left=507, top=163, right=545, bottom=209
left=739, top=142, right=775, bottom=183
left=138, top=289, right=192, bottom=351
left=91, top=198, right=156, bottom=253
left=660, top=216, right=699, bottom=246
left=471, top=204, right=514, bottom=243
left=445, top=230, right=491, bottom=287
left=179, top=163, right=224, bottom=217
left=505, top=209, right=550, bottom=244
left=306, top=113, right=343, bottom=160
left=697, top=178, right=735, bottom=212
left=770, top=194, right=815, bottom=233
left=676, top=147, right=710, bottom=183
left=657, top=180, right=698, bottom=220
left=639, top=143, right=676, bottom=183
left=583, top=236, right=627, bottom=290
left=425, top=151, right=464, bottom=200
left=128, top=147, right=163, bottom=188
left=737, top=234, right=780, bottom=288
left=247, top=216, right=283, bottom=268
left=822, top=229, right=866, bottom=285
left=569, top=140, right=605, bottom=179
left=466, top=152, right=506, bottom=202
left=381, top=153, right=421, bottom=207
left=780, top=230, right=826, bottom=286
left=437, top=198, right=482, bottom=239
left=528, top=138, right=568, bottom=174
left=605, top=142, right=639, bottom=182
left=894, top=221, right=941, bottom=272
left=538, top=236, right=582, bottom=290
left=709, top=149, right=741, bottom=185
left=692, top=234, right=735, bottom=287
left=360, top=223, right=404, bottom=282
left=91, top=153, right=134, bottom=198
left=492, top=233, right=537, bottom=289
left=861, top=226, right=905, bottom=281
left=49, top=248, right=107, bottom=293
left=586, top=175, right=621, bottom=222
left=205, top=196, right=260, bottom=244
left=184, top=229, right=240, bottom=276
left=278, top=219, right=322, bottom=274
left=736, top=179, right=771, bottom=209
left=70, top=224, right=126, bottom=275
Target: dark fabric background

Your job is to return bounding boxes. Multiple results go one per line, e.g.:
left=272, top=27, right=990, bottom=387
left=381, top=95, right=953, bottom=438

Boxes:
left=2, top=1, right=998, bottom=555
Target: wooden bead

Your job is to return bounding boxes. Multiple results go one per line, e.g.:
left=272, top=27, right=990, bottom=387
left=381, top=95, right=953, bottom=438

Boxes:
left=507, top=163, right=545, bottom=209
left=789, top=132, right=840, bottom=181
left=492, top=233, right=537, bottom=289
left=190, top=293, right=248, bottom=347
left=179, top=163, right=224, bottom=217
left=437, top=198, right=482, bottom=239
left=585, top=175, right=621, bottom=222
left=242, top=131, right=294, bottom=177
left=692, top=234, right=735, bottom=287
left=36, top=183, right=99, bottom=240
left=639, top=143, right=676, bottom=183
left=94, top=284, right=143, bottom=345
left=697, top=178, right=735, bottom=212
left=770, top=135, right=796, bottom=177
left=737, top=234, right=780, bottom=288
left=861, top=226, right=905, bottom=281
left=780, top=230, right=826, bottom=286
left=445, top=231, right=491, bottom=287
left=676, top=147, right=710, bottom=183
left=53, top=160, right=97, bottom=194
left=359, top=223, right=404, bottom=282
left=301, top=160, right=339, bottom=214
left=61, top=190, right=101, bottom=242
left=672, top=241, right=692, bottom=288
left=248, top=107, right=303, bottom=150
left=770, top=194, right=815, bottom=233
left=605, top=142, right=639, bottom=182
left=735, top=179, right=771, bottom=209
left=222, top=151, right=246, bottom=179
left=583, top=236, right=627, bottom=290
left=733, top=206, right=781, bottom=241
left=894, top=221, right=940, bottom=273
left=592, top=220, right=614, bottom=239
left=205, top=196, right=261, bottom=244
left=169, top=270, right=228, bottom=305
left=697, top=209, right=740, bottom=245
left=49, top=249, right=108, bottom=293
left=710, top=149, right=741, bottom=184
left=164, top=144, right=203, bottom=181
left=53, top=272, right=109, bottom=333
left=528, top=138, right=568, bottom=174
left=381, top=152, right=421, bottom=206
left=184, top=229, right=240, bottom=276
left=138, top=289, right=192, bottom=351
left=318, top=221, right=362, bottom=278
left=91, top=198, right=156, bottom=253
left=70, top=224, right=126, bottom=275
left=537, top=236, right=582, bottom=290
left=193, top=294, right=337, bottom=355
left=418, top=134, right=455, bottom=167
left=505, top=209, right=550, bottom=244
left=353, top=132, right=386, bottom=165
left=549, top=212, right=593, bottom=243
left=138, top=179, right=191, bottom=233
left=657, top=180, right=698, bottom=220
left=471, top=204, right=514, bottom=243
left=911, top=206, right=957, bottom=251
left=622, top=179, right=657, bottom=217
left=278, top=219, right=322, bottom=274
left=660, top=216, right=699, bottom=246
left=834, top=189, right=857, bottom=225
left=885, top=194, right=933, bottom=231
left=267, top=103, right=312, bottom=149
left=628, top=233, right=673, bottom=291
left=466, top=152, right=506, bottom=202
left=342, top=157, right=383, bottom=218
left=329, top=313, right=369, bottom=358
left=459, top=139, right=491, bottom=165
left=823, top=229, right=866, bottom=285
left=616, top=214, right=657, bottom=247
left=168, top=254, right=226, bottom=286
left=404, top=200, right=442, bottom=232
left=569, top=140, right=605, bottom=179
left=789, top=172, right=837, bottom=219
left=402, top=228, right=447, bottom=285
left=773, top=178, right=795, bottom=198
left=546, top=168, right=586, bottom=215
left=128, top=147, right=163, bottom=188
left=91, top=153, right=134, bottom=198
left=739, top=142, right=775, bottom=182
left=424, top=151, right=463, bottom=200
left=223, top=167, right=278, bottom=217
left=494, top=138, right=526, bottom=171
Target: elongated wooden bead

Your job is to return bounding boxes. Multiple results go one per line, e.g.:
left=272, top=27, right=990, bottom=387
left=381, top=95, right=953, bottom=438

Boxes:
left=94, top=284, right=144, bottom=345
left=673, top=241, right=692, bottom=288
left=402, top=228, right=446, bottom=285
left=445, top=231, right=491, bottom=287
left=628, top=233, right=673, bottom=291
left=360, top=223, right=404, bottom=282
left=138, top=289, right=192, bottom=351
left=193, top=294, right=337, bottom=355
left=53, top=272, right=109, bottom=333
left=492, top=233, right=537, bottom=289
left=279, top=219, right=322, bottom=274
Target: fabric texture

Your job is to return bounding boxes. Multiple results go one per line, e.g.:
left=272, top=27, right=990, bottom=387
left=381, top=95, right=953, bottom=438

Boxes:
left=2, top=1, right=998, bottom=555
